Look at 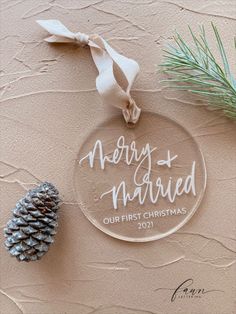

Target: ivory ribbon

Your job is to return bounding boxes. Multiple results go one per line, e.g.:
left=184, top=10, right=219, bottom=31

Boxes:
left=37, top=20, right=141, bottom=124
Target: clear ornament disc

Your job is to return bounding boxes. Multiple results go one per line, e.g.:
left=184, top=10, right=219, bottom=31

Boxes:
left=74, top=112, right=206, bottom=242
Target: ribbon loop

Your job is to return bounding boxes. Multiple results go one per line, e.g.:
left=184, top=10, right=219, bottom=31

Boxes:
left=37, top=19, right=141, bottom=124
left=123, top=98, right=141, bottom=125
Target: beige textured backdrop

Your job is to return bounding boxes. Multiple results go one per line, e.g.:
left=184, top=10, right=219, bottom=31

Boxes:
left=0, top=1, right=236, bottom=313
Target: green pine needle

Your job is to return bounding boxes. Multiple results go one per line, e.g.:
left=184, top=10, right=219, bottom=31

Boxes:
left=160, top=23, right=236, bottom=120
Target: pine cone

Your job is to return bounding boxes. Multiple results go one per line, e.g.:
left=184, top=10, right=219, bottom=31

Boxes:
left=4, top=182, right=60, bottom=262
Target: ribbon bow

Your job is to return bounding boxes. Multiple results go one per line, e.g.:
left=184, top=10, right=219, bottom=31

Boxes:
left=37, top=20, right=141, bottom=125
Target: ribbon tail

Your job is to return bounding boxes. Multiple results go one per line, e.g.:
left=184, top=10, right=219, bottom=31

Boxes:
left=37, top=20, right=75, bottom=39
left=44, top=35, right=75, bottom=43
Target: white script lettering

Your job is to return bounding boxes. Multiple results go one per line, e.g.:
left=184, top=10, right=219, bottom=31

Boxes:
left=79, top=136, right=196, bottom=210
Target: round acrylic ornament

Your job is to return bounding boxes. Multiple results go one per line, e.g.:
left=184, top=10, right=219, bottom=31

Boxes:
left=74, top=112, right=206, bottom=242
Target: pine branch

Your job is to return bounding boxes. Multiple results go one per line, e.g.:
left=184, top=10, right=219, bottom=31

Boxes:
left=160, top=23, right=236, bottom=120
